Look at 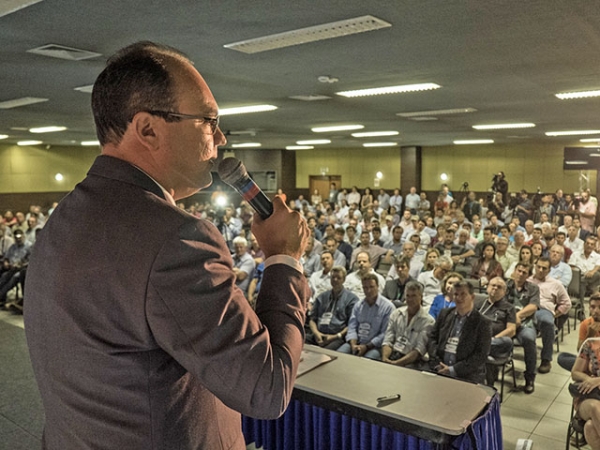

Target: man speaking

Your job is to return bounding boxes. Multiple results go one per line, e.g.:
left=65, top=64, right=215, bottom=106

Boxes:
left=24, top=42, right=310, bottom=450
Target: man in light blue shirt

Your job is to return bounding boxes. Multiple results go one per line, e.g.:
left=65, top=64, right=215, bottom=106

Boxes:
left=337, top=273, right=394, bottom=360
left=549, top=244, right=572, bottom=288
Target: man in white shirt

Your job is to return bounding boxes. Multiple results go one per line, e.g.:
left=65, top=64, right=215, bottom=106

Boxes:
left=417, top=256, right=453, bottom=311
left=405, top=187, right=420, bottom=211
left=309, top=250, right=335, bottom=301
left=344, top=252, right=386, bottom=299
left=570, top=236, right=600, bottom=295
left=389, top=189, right=403, bottom=211
left=564, top=225, right=584, bottom=255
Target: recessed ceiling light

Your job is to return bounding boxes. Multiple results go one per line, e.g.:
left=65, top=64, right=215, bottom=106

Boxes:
left=29, top=126, right=67, bottom=133
left=580, top=138, right=600, bottom=142
left=545, top=130, right=600, bottom=136
left=397, top=107, right=477, bottom=117
left=286, top=145, right=314, bottom=150
left=0, top=97, right=48, bottom=109
left=0, top=134, right=8, bottom=140
left=74, top=85, right=94, bottom=93
left=81, top=140, right=100, bottom=146
left=17, top=140, right=43, bottom=146
left=472, top=123, right=535, bottom=130
left=231, top=142, right=262, bottom=148
left=555, top=90, right=600, bottom=100
left=312, top=125, right=364, bottom=133
left=337, top=83, right=440, bottom=98
left=565, top=160, right=589, bottom=164
left=362, top=142, right=398, bottom=147
left=352, top=131, right=399, bottom=137
left=218, top=105, right=277, bottom=116
left=453, top=139, right=494, bottom=145
left=224, top=15, right=391, bottom=54
left=296, top=139, right=331, bottom=145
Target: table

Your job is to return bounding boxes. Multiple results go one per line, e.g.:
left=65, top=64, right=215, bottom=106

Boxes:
left=243, top=346, right=502, bottom=450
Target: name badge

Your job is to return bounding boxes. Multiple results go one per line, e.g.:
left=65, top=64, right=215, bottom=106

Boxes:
left=445, top=336, right=459, bottom=354
left=358, top=322, right=371, bottom=340
left=393, top=336, right=410, bottom=354
left=444, top=250, right=452, bottom=258
left=319, top=312, right=333, bottom=327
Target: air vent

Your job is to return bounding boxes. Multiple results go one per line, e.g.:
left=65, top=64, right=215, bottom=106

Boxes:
left=27, top=44, right=101, bottom=61
left=224, top=15, right=391, bottom=54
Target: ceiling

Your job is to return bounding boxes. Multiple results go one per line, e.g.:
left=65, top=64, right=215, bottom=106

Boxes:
left=2, top=0, right=600, bottom=151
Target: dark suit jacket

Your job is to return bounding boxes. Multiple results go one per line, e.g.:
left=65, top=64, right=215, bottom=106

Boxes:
left=428, top=306, right=492, bottom=384
left=24, top=155, right=310, bottom=450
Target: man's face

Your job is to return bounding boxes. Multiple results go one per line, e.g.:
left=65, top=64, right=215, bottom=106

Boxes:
left=160, top=61, right=226, bottom=192
left=585, top=238, right=596, bottom=254
left=453, top=286, right=474, bottom=310
left=396, top=263, right=409, bottom=279
left=568, top=226, right=577, bottom=239
left=564, top=216, right=573, bottom=227
left=360, top=232, right=370, bottom=246
left=307, top=218, right=316, bottom=229
left=13, top=232, right=24, bottom=244
left=549, top=247, right=562, bottom=265
left=525, top=221, right=534, bottom=233
left=402, top=243, right=415, bottom=259
left=372, top=229, right=381, bottom=240
left=233, top=241, right=247, bottom=256
left=393, top=227, right=403, bottom=241
left=325, top=239, right=337, bottom=253
left=330, top=271, right=345, bottom=290
left=474, top=221, right=481, bottom=233
left=405, top=288, right=422, bottom=311
left=347, top=228, right=356, bottom=239
left=403, top=210, right=411, bottom=220
left=513, top=264, right=530, bottom=284
left=417, top=221, right=425, bottom=232
left=589, top=299, right=600, bottom=322
left=532, top=229, right=541, bottom=241
left=362, top=279, right=379, bottom=302
left=483, top=229, right=492, bottom=242
left=556, top=234, right=565, bottom=245
left=487, top=279, right=506, bottom=302
left=534, top=260, right=551, bottom=280
left=458, top=232, right=468, bottom=245
left=27, top=216, right=37, bottom=228
left=434, top=263, right=451, bottom=280
left=321, top=253, right=334, bottom=271
left=582, top=191, right=589, bottom=203
left=496, top=240, right=508, bottom=253
left=357, top=254, right=371, bottom=273
left=410, top=187, right=416, bottom=194
left=574, top=218, right=581, bottom=229
left=444, top=231, right=455, bottom=245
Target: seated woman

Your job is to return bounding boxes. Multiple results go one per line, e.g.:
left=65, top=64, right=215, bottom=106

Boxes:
left=423, top=248, right=441, bottom=272
left=470, top=242, right=504, bottom=287
left=429, top=272, right=463, bottom=320
left=311, top=189, right=322, bottom=207
left=504, top=245, right=533, bottom=279
left=360, top=187, right=373, bottom=210
left=571, top=337, right=600, bottom=449
left=531, top=241, right=544, bottom=265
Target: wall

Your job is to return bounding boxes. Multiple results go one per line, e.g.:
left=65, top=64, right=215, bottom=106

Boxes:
left=421, top=142, right=596, bottom=194
left=295, top=147, right=402, bottom=190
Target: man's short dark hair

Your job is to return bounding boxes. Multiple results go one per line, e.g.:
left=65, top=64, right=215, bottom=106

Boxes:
left=405, top=280, right=423, bottom=296
left=346, top=225, right=356, bottom=232
left=361, top=272, right=379, bottom=287
left=453, top=280, right=474, bottom=295
left=372, top=226, right=381, bottom=233
left=483, top=226, right=495, bottom=233
left=516, top=262, right=532, bottom=275
left=92, top=41, right=189, bottom=145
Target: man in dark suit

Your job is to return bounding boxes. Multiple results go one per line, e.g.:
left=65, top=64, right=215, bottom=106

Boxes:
left=428, top=280, right=492, bottom=384
left=24, top=42, right=310, bottom=450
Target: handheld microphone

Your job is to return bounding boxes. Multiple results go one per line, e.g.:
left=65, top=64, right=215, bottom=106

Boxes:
left=218, top=157, right=273, bottom=219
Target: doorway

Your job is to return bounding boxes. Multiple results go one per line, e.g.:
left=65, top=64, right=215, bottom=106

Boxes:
left=309, top=175, right=342, bottom=205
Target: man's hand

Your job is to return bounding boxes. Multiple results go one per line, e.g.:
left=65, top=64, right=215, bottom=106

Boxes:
left=352, top=344, right=367, bottom=357
left=436, top=362, right=451, bottom=375
left=251, top=196, right=309, bottom=260
left=313, top=331, right=324, bottom=345
left=585, top=271, right=596, bottom=279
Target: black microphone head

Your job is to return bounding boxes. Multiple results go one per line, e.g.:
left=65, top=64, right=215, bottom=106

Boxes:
left=218, top=157, right=247, bottom=185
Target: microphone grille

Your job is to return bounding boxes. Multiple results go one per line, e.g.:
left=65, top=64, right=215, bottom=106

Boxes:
left=218, top=157, right=247, bottom=185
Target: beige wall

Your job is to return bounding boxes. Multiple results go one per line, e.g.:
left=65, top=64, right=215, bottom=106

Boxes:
left=0, top=144, right=99, bottom=193
left=295, top=147, right=402, bottom=189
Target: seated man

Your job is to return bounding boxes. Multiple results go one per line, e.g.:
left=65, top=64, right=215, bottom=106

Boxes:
left=344, top=251, right=385, bottom=299
left=435, top=227, right=472, bottom=265
left=428, top=280, right=492, bottom=384
left=548, top=244, right=572, bottom=288
left=338, top=274, right=394, bottom=360
left=381, top=281, right=435, bottom=368
left=505, top=262, right=540, bottom=394
left=309, top=250, right=335, bottom=301
left=474, top=277, right=517, bottom=386
left=0, top=228, right=31, bottom=307
left=529, top=257, right=572, bottom=374
left=307, top=266, right=359, bottom=350
left=382, top=256, right=414, bottom=306
left=570, top=236, right=600, bottom=296
left=231, top=236, right=255, bottom=298
left=417, top=256, right=454, bottom=311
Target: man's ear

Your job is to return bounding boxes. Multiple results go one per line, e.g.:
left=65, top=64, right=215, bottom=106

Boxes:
left=131, top=112, right=160, bottom=150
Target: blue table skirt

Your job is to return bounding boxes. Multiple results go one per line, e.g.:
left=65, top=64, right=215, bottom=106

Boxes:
left=242, top=394, right=502, bottom=450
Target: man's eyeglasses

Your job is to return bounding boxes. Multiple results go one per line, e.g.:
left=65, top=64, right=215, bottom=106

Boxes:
left=146, top=110, right=220, bottom=135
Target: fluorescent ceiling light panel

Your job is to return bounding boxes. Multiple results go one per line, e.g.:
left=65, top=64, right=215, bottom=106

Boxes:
left=453, top=139, right=494, bottom=145
left=545, top=130, right=600, bottom=136
left=0, top=0, right=43, bottom=18
left=81, top=140, right=100, bottom=146
left=580, top=138, right=600, bottom=142
left=27, top=44, right=101, bottom=61
left=352, top=131, right=399, bottom=137
left=472, top=123, right=535, bottom=130
left=362, top=142, right=398, bottom=147
left=0, top=134, right=8, bottom=139
left=311, top=125, right=364, bottom=132
left=29, top=126, right=66, bottom=133
left=218, top=105, right=277, bottom=116
left=224, top=15, right=391, bottom=54
left=17, top=140, right=42, bottom=146
left=410, top=117, right=438, bottom=121
left=286, top=145, right=314, bottom=150
left=397, top=107, right=477, bottom=117
left=231, top=143, right=262, bottom=148
left=337, top=83, right=440, bottom=98
left=74, top=85, right=94, bottom=93
left=0, top=97, right=48, bottom=109
left=555, top=90, right=600, bottom=100
left=289, top=95, right=331, bottom=101
left=296, top=139, right=331, bottom=145
left=565, top=160, right=589, bottom=164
